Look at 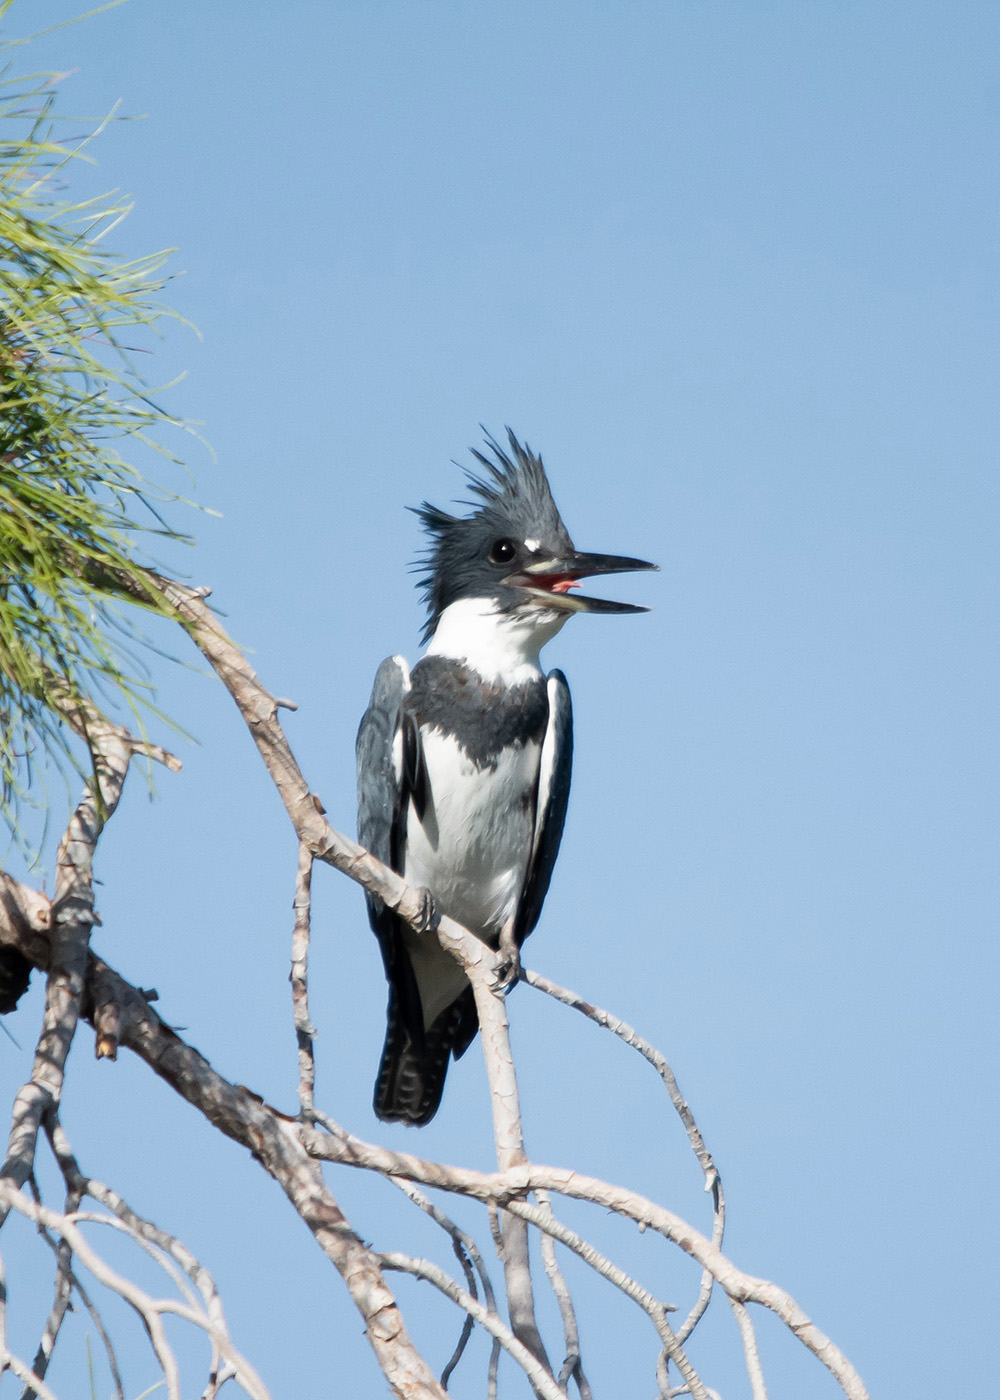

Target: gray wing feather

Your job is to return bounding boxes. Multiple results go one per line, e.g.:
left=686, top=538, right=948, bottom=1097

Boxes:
left=357, top=655, right=410, bottom=874
left=516, top=668, right=573, bottom=944
left=359, top=656, right=457, bottom=1124
left=357, top=657, right=423, bottom=1029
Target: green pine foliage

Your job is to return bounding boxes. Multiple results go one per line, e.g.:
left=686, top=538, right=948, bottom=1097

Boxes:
left=0, top=2, right=194, bottom=839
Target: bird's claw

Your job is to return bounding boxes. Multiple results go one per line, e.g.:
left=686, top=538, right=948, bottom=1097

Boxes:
left=493, top=934, right=522, bottom=992
left=412, top=887, right=436, bottom=934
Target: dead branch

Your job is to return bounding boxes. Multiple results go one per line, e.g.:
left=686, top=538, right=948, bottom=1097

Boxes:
left=300, top=1117, right=870, bottom=1400
left=521, top=967, right=724, bottom=1344
left=729, top=1298, right=768, bottom=1400
left=26, top=1222, right=125, bottom=1400
left=1, top=699, right=176, bottom=1204
left=502, top=1198, right=712, bottom=1400
left=466, top=957, right=551, bottom=1376
left=389, top=1178, right=501, bottom=1389
left=22, top=1166, right=87, bottom=1399
left=290, top=842, right=316, bottom=1116
left=533, top=1189, right=589, bottom=1396
left=0, top=1180, right=267, bottom=1400
left=377, top=1251, right=565, bottom=1400
left=0, top=875, right=446, bottom=1400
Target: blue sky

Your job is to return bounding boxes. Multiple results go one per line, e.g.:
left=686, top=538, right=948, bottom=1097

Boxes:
left=3, top=2, right=998, bottom=1397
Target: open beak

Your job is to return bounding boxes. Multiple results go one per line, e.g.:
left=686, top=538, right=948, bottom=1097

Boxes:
left=507, top=550, right=658, bottom=614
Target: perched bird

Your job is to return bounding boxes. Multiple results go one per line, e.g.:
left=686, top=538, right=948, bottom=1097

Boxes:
left=357, top=431, right=655, bottom=1125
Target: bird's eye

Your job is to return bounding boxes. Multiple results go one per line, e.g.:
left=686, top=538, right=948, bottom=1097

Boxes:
left=489, top=538, right=517, bottom=565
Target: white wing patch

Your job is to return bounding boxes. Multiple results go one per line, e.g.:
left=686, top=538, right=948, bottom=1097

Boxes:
left=389, top=655, right=411, bottom=785
left=532, top=673, right=563, bottom=863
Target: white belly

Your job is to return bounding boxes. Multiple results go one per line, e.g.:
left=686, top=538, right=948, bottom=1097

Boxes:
left=403, top=729, right=540, bottom=1027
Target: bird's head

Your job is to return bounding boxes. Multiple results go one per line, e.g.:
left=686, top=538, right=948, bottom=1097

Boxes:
left=412, top=430, right=656, bottom=645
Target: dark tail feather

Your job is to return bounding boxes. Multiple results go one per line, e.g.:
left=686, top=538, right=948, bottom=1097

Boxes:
left=374, top=988, right=477, bottom=1125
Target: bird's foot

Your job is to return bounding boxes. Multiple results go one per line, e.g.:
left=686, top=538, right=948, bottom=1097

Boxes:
left=493, top=930, right=522, bottom=992
left=411, top=887, right=436, bottom=934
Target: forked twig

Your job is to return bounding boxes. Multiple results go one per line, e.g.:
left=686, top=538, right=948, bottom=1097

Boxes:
left=521, top=966, right=724, bottom=1343
left=378, top=1251, right=564, bottom=1400
left=389, top=1178, right=500, bottom=1388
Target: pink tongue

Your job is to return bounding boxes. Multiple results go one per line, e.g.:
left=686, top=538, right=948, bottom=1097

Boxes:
left=550, top=578, right=580, bottom=594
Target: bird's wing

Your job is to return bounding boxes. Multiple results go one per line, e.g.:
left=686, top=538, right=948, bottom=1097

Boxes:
left=357, top=655, right=410, bottom=867
left=356, top=656, right=423, bottom=1030
left=358, top=655, right=474, bottom=1124
left=516, top=668, right=573, bottom=945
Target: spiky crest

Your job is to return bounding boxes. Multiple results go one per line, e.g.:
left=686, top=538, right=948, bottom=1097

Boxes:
left=411, top=428, right=573, bottom=642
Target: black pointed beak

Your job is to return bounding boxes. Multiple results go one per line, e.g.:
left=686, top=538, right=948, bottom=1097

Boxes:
left=508, top=550, right=658, bottom=614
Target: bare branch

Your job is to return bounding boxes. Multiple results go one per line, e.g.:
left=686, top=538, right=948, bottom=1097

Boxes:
left=23, top=1195, right=125, bottom=1400
left=465, top=959, right=551, bottom=1376
left=502, top=1197, right=714, bottom=1400
left=0, top=1180, right=261, bottom=1400
left=203, top=1361, right=239, bottom=1399
left=0, top=885, right=446, bottom=1400
left=4, top=1355, right=59, bottom=1400
left=1, top=703, right=141, bottom=1204
left=302, top=1121, right=870, bottom=1400
left=26, top=1236, right=74, bottom=1396
left=533, top=1189, right=587, bottom=1394
left=729, top=1298, right=769, bottom=1400
left=389, top=1178, right=500, bottom=1389
left=22, top=1168, right=84, bottom=1397
left=0, top=795, right=869, bottom=1400
left=659, top=1348, right=723, bottom=1400
left=290, top=842, right=316, bottom=1115
left=521, top=967, right=724, bottom=1344
left=378, top=1251, right=566, bottom=1400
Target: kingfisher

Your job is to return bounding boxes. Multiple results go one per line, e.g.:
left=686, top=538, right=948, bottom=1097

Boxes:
left=357, top=430, right=655, bottom=1124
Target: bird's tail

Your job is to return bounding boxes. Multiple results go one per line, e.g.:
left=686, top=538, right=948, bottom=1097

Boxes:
left=374, top=987, right=477, bottom=1126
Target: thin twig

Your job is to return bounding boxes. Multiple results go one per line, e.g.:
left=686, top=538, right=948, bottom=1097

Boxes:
left=486, top=1205, right=503, bottom=1399
left=290, top=842, right=316, bottom=1115
left=521, top=966, right=724, bottom=1343
left=533, top=1189, right=592, bottom=1399
left=729, top=1298, right=768, bottom=1400
left=534, top=1190, right=580, bottom=1389
left=48, top=1120, right=214, bottom=1316
left=0, top=1182, right=270, bottom=1400
left=25, top=1210, right=125, bottom=1400
left=203, top=1361, right=239, bottom=1398
left=0, top=1239, right=59, bottom=1400
left=378, top=1251, right=565, bottom=1400
left=23, top=1169, right=83, bottom=1398
left=390, top=1178, right=501, bottom=1389
left=503, top=1197, right=712, bottom=1400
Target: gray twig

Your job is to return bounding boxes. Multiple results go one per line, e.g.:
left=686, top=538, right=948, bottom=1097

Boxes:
left=390, top=1178, right=500, bottom=1389
left=378, top=1251, right=565, bottom=1400
left=290, top=842, right=316, bottom=1115
left=521, top=967, right=724, bottom=1344
left=533, top=1189, right=592, bottom=1399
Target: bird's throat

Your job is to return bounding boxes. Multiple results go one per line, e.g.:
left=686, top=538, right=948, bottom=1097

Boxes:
left=424, top=597, right=567, bottom=684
